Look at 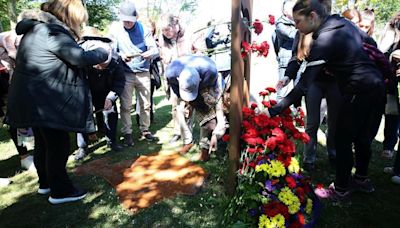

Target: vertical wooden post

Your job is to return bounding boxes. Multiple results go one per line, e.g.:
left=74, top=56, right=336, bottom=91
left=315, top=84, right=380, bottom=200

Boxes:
left=227, top=0, right=252, bottom=195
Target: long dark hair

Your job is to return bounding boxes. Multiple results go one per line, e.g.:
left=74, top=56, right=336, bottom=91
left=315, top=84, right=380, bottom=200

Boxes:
left=189, top=94, right=210, bottom=114
left=293, top=0, right=329, bottom=18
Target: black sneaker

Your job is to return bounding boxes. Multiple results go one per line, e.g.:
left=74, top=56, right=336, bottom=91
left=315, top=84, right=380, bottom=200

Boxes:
left=74, top=148, right=88, bottom=161
left=48, top=188, right=87, bottom=204
left=169, top=134, right=181, bottom=143
left=108, top=142, right=123, bottom=152
left=350, top=176, right=375, bottom=193
left=141, top=131, right=157, bottom=142
left=122, top=134, right=134, bottom=146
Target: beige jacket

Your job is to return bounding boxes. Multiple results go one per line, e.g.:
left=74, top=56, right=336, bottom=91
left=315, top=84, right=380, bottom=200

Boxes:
left=0, top=31, right=19, bottom=74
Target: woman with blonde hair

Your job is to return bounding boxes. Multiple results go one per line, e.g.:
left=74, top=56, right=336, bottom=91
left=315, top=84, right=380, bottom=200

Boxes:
left=7, top=0, right=109, bottom=204
left=359, top=9, right=375, bottom=36
left=341, top=8, right=361, bottom=25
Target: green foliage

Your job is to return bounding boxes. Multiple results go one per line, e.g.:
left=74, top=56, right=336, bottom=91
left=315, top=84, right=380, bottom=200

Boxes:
left=358, top=0, right=400, bottom=25
left=0, top=0, right=42, bottom=31
left=86, top=0, right=120, bottom=31
left=333, top=0, right=400, bottom=25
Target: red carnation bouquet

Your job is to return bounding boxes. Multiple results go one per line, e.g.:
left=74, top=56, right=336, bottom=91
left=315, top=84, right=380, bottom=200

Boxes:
left=225, top=88, right=320, bottom=227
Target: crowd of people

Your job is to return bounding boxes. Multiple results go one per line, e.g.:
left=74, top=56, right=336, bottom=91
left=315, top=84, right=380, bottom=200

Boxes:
left=0, top=0, right=229, bottom=203
left=0, top=0, right=399, bottom=206
left=270, top=0, right=400, bottom=200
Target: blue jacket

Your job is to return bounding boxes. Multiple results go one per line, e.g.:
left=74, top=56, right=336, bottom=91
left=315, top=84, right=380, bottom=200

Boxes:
left=165, top=55, right=218, bottom=98
left=275, top=15, right=297, bottom=68
left=108, top=21, right=159, bottom=73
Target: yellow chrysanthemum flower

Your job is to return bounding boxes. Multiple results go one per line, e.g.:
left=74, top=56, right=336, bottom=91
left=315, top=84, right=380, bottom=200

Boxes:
left=278, top=187, right=301, bottom=214
left=256, top=164, right=269, bottom=173
left=306, top=198, right=313, bottom=215
left=258, top=214, right=269, bottom=228
left=288, top=157, right=300, bottom=173
left=268, top=160, right=286, bottom=178
left=259, top=214, right=285, bottom=228
left=271, top=214, right=285, bottom=227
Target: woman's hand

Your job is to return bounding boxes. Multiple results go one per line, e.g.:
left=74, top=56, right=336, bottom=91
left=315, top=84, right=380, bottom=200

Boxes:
left=276, top=76, right=290, bottom=90
left=209, top=134, right=218, bottom=153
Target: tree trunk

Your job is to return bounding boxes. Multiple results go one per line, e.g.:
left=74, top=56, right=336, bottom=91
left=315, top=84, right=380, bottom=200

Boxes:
left=7, top=0, right=18, bottom=29
left=227, top=0, right=252, bottom=196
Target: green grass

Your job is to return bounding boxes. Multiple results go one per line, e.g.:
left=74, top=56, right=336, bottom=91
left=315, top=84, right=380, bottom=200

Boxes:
left=304, top=128, right=400, bottom=228
left=1, top=92, right=400, bottom=227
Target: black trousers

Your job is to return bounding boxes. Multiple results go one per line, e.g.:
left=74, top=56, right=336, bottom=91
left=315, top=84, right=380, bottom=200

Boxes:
left=304, top=81, right=341, bottom=163
left=33, top=127, right=75, bottom=197
left=335, top=87, right=385, bottom=189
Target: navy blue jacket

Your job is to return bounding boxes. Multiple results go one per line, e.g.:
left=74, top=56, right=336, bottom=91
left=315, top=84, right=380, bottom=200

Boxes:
left=165, top=55, right=218, bottom=98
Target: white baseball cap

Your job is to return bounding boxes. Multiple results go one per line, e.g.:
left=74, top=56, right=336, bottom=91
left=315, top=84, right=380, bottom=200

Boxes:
left=178, top=68, right=200, bottom=102
left=119, top=1, right=137, bottom=22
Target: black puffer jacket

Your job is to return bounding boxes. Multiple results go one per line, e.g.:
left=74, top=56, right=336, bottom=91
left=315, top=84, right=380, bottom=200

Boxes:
left=7, top=12, right=108, bottom=133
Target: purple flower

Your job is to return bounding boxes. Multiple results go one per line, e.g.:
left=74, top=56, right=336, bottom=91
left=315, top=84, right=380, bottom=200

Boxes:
left=265, top=180, right=273, bottom=192
left=291, top=173, right=301, bottom=179
left=248, top=208, right=259, bottom=217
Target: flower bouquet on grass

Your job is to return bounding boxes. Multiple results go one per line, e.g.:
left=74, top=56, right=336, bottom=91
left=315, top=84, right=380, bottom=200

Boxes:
left=225, top=88, right=320, bottom=228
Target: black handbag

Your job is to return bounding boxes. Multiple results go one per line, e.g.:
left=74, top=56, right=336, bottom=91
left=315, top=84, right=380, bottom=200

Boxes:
left=150, top=59, right=162, bottom=90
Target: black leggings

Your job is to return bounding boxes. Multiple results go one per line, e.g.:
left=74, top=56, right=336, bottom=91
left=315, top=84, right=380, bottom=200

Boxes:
left=335, top=88, right=385, bottom=189
left=33, top=127, right=75, bottom=197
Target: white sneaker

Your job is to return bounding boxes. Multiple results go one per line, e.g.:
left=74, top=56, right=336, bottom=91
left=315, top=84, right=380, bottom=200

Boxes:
left=383, top=167, right=394, bottom=175
left=48, top=189, right=87, bottom=204
left=38, top=188, right=51, bottom=195
left=0, top=178, right=11, bottom=187
left=391, top=175, right=400, bottom=184
left=20, top=155, right=36, bottom=171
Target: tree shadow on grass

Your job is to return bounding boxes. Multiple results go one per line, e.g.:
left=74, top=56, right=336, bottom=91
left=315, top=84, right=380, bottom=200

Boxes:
left=0, top=155, right=21, bottom=177
left=0, top=177, right=125, bottom=227
left=0, top=126, right=11, bottom=144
